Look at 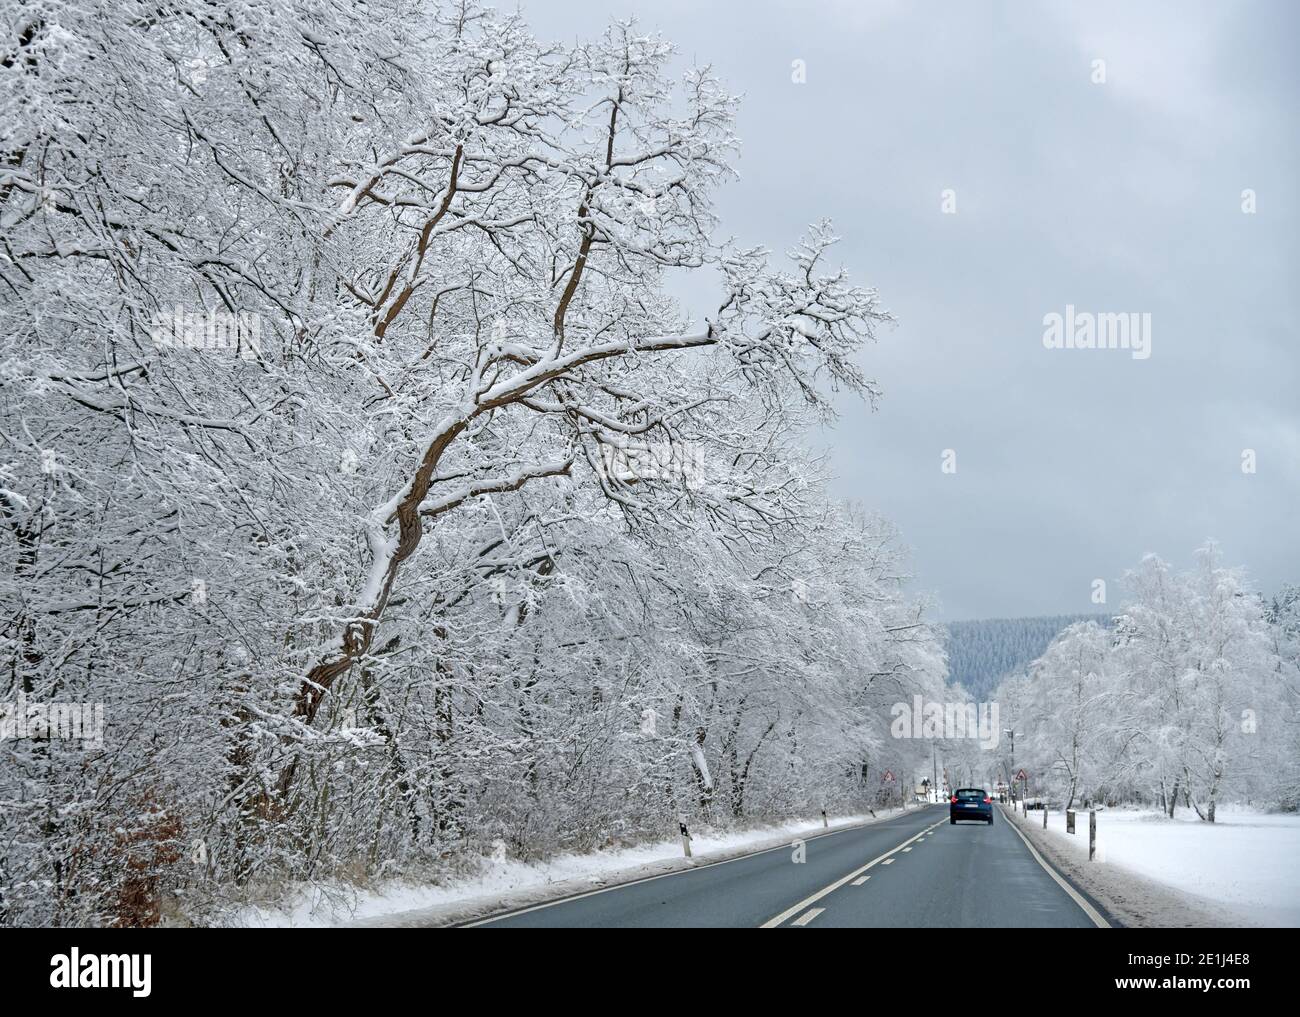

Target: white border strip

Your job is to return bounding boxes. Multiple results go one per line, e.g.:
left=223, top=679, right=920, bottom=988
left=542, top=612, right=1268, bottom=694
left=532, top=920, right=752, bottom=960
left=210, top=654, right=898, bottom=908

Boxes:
left=1000, top=806, right=1110, bottom=928
left=759, top=818, right=948, bottom=928
left=463, top=807, right=934, bottom=927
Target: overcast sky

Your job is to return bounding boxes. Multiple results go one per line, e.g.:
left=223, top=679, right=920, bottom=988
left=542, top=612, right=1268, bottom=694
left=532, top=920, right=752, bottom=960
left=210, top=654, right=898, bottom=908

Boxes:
left=526, top=0, right=1300, bottom=620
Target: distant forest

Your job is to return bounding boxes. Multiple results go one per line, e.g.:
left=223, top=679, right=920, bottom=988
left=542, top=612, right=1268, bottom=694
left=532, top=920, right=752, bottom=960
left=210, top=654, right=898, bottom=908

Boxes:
left=944, top=614, right=1112, bottom=699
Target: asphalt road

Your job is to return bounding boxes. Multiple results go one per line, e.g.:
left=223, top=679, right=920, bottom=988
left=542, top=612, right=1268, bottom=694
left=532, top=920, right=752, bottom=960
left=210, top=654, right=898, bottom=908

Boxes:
left=470, top=804, right=1111, bottom=928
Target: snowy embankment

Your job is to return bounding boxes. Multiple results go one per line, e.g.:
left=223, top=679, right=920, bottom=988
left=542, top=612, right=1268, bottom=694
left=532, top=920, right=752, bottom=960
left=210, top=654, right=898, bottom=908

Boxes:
left=1036, top=805, right=1300, bottom=926
left=228, top=809, right=902, bottom=928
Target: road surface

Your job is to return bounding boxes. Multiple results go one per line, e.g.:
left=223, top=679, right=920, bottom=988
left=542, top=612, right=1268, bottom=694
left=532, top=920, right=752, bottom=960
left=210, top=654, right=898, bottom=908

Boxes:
left=470, top=804, right=1112, bottom=928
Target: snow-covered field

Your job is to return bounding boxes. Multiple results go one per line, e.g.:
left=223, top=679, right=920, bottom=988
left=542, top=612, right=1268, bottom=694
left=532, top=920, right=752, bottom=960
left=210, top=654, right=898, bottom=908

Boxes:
left=1038, top=805, right=1300, bottom=926
left=230, top=810, right=899, bottom=928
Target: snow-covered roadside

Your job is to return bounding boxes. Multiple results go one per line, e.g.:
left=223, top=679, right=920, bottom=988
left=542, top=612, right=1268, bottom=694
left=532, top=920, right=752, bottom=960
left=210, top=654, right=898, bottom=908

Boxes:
left=228, top=809, right=906, bottom=928
left=1005, top=804, right=1300, bottom=927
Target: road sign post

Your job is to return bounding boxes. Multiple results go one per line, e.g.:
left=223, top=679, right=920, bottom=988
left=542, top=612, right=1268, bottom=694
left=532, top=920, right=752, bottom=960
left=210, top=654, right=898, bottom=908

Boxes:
left=882, top=769, right=898, bottom=810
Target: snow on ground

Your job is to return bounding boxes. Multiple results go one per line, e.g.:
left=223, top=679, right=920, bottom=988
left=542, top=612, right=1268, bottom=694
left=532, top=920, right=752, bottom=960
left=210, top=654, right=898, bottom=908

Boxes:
left=230, top=809, right=902, bottom=928
left=1037, top=804, right=1300, bottom=926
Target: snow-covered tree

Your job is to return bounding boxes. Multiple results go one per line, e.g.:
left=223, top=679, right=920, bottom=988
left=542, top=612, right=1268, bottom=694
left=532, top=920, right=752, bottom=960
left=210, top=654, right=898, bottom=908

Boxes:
left=997, top=545, right=1298, bottom=819
left=1026, top=621, right=1111, bottom=810
left=1, top=1, right=940, bottom=926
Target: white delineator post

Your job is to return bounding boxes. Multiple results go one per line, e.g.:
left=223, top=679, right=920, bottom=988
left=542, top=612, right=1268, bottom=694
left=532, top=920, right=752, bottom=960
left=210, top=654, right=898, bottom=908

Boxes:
left=1089, top=810, right=1097, bottom=861
left=679, top=821, right=692, bottom=859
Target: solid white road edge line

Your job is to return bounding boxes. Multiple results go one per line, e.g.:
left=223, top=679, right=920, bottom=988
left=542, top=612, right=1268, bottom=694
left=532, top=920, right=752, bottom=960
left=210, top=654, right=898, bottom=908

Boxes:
left=999, top=806, right=1110, bottom=929
left=760, top=817, right=947, bottom=928
left=462, top=806, right=940, bottom=927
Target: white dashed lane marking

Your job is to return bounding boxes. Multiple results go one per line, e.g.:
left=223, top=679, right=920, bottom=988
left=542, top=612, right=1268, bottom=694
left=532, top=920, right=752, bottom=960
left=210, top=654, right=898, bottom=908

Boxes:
left=760, top=816, right=947, bottom=928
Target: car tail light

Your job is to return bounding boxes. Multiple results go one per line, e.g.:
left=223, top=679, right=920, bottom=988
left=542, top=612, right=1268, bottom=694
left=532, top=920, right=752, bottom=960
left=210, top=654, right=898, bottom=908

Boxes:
left=950, top=795, right=957, bottom=804
left=983, top=797, right=992, bottom=804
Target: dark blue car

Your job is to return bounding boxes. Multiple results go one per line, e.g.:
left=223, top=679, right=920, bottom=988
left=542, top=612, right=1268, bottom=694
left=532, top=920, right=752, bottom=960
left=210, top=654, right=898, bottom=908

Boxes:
left=950, top=787, right=993, bottom=825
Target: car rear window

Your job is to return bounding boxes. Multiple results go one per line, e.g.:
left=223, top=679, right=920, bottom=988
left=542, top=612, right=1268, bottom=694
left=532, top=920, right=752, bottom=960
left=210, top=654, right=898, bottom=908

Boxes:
left=955, top=789, right=986, bottom=800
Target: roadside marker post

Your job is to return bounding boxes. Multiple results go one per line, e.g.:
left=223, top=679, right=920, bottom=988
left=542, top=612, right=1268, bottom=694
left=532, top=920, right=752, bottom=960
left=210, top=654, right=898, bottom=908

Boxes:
left=1067, top=809, right=1076, bottom=834
left=679, top=821, right=692, bottom=859
left=1089, top=810, right=1096, bottom=861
